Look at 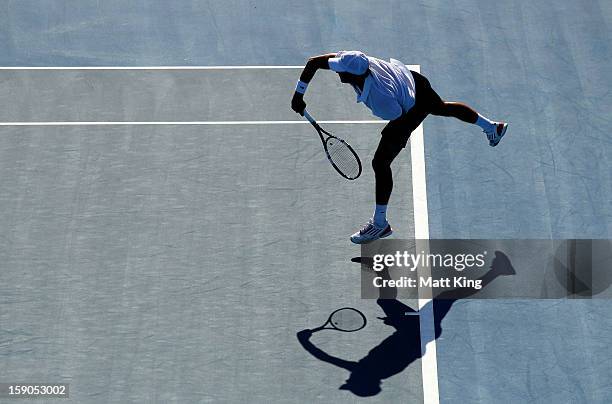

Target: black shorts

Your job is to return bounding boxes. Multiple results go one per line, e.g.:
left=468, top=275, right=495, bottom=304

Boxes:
left=381, top=70, right=443, bottom=148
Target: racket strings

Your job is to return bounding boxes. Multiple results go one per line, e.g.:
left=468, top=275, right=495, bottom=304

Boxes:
left=326, top=138, right=361, bottom=179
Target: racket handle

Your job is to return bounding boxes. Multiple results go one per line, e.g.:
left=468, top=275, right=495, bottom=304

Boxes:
left=303, top=110, right=316, bottom=125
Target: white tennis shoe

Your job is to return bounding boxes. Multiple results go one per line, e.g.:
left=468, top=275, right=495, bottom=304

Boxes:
left=484, top=122, right=508, bottom=147
left=350, top=220, right=393, bottom=244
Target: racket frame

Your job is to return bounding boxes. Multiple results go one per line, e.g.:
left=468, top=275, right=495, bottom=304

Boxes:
left=303, top=110, right=362, bottom=180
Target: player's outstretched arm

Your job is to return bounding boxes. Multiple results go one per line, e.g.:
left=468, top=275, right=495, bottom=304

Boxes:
left=291, top=53, right=336, bottom=115
left=296, top=329, right=356, bottom=371
left=300, top=53, right=335, bottom=81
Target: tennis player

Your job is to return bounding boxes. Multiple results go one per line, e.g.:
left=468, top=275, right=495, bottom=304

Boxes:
left=291, top=51, right=508, bottom=244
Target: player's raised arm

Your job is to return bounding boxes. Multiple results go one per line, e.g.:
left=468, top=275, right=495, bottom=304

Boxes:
left=291, top=53, right=336, bottom=115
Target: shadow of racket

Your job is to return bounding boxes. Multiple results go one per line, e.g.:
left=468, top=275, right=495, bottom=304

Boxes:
left=311, top=307, right=367, bottom=332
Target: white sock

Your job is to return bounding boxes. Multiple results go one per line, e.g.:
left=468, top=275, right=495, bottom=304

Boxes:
left=475, top=114, right=496, bottom=132
left=373, top=204, right=388, bottom=226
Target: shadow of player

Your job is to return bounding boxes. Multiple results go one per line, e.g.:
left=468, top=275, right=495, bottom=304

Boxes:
left=297, top=251, right=515, bottom=397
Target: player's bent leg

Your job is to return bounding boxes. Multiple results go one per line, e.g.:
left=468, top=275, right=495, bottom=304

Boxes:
left=430, top=101, right=478, bottom=123
left=432, top=101, right=508, bottom=146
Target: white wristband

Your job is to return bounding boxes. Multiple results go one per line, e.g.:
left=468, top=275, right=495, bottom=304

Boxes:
left=295, top=80, right=308, bottom=94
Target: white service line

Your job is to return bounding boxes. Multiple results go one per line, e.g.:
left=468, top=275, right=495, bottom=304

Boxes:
left=0, top=121, right=382, bottom=126
left=409, top=66, right=440, bottom=404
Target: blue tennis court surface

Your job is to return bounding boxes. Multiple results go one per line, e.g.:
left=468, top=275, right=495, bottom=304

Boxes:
left=1, top=1, right=610, bottom=403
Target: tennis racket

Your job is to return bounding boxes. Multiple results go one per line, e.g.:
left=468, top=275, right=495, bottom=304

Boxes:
left=311, top=307, right=367, bottom=332
left=303, top=110, right=362, bottom=180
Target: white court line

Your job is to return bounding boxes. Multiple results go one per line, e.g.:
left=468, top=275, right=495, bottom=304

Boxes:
left=0, top=120, right=382, bottom=126
left=409, top=66, right=440, bottom=404
left=0, top=65, right=419, bottom=70
left=0, top=66, right=305, bottom=70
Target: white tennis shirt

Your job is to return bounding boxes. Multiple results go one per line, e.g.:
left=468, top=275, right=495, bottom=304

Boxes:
left=336, top=52, right=416, bottom=121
